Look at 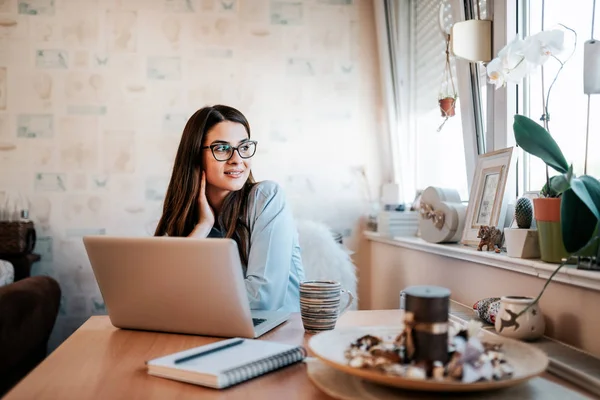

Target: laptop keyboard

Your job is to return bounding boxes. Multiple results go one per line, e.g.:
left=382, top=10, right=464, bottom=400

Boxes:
left=252, top=318, right=266, bottom=327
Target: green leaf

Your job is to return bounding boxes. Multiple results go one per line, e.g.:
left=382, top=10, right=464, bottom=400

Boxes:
left=549, top=174, right=571, bottom=195
left=561, top=189, right=596, bottom=252
left=567, top=164, right=574, bottom=181
left=561, top=176, right=600, bottom=253
left=513, top=115, right=570, bottom=174
left=571, top=177, right=600, bottom=219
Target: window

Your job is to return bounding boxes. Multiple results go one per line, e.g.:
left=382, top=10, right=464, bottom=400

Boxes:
left=522, top=1, right=600, bottom=192
left=410, top=0, right=470, bottom=201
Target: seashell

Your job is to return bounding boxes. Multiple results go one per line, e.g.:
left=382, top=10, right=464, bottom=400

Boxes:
left=370, top=347, right=401, bottom=364
left=383, top=363, right=405, bottom=376
left=405, top=365, right=426, bottom=380
left=350, top=334, right=381, bottom=351
left=349, top=356, right=365, bottom=368
left=373, top=357, right=391, bottom=368
left=431, top=361, right=445, bottom=380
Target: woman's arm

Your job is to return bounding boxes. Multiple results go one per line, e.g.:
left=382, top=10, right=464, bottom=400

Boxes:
left=245, top=182, right=297, bottom=310
left=188, top=171, right=215, bottom=238
left=188, top=222, right=213, bottom=238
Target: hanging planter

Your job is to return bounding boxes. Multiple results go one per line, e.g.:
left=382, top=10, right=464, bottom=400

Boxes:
left=437, top=33, right=458, bottom=131
left=439, top=96, right=456, bottom=117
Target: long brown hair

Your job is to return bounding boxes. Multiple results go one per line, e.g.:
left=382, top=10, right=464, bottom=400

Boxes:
left=154, top=105, right=256, bottom=265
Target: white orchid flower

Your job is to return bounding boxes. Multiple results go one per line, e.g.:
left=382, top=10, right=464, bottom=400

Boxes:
left=486, top=57, right=506, bottom=88
left=501, top=38, right=532, bottom=83
left=523, top=29, right=565, bottom=65
left=486, top=37, right=531, bottom=88
left=486, top=29, right=566, bottom=89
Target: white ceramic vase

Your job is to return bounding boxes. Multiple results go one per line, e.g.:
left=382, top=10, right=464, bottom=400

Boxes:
left=494, top=296, right=545, bottom=341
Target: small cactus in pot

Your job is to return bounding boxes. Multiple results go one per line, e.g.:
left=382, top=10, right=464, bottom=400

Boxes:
left=505, top=197, right=540, bottom=259
left=514, top=197, right=533, bottom=229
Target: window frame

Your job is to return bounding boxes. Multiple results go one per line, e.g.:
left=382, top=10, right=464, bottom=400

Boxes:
left=483, top=0, right=521, bottom=201
left=402, top=0, right=492, bottom=197
left=379, top=0, right=501, bottom=201
left=452, top=0, right=491, bottom=192
left=486, top=0, right=519, bottom=153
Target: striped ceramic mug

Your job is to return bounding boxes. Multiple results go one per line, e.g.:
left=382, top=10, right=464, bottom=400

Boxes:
left=299, top=280, right=354, bottom=333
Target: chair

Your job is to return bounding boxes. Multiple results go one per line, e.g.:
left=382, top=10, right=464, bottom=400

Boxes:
left=296, top=220, right=358, bottom=310
left=0, top=261, right=61, bottom=396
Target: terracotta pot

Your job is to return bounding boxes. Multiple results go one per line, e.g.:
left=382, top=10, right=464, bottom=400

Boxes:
left=533, top=198, right=569, bottom=263
left=533, top=197, right=561, bottom=221
left=439, top=97, right=456, bottom=117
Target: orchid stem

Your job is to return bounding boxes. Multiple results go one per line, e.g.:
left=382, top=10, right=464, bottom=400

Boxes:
left=516, top=236, right=600, bottom=320
left=516, top=259, right=567, bottom=319
left=539, top=25, right=577, bottom=197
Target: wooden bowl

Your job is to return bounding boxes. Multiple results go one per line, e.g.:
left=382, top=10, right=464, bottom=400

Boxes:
left=308, top=326, right=549, bottom=392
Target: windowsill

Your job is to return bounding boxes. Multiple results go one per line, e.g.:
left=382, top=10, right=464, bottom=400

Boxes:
left=364, top=231, right=600, bottom=293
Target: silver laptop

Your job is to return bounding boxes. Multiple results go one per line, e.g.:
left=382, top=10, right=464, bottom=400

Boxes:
left=82, top=236, right=290, bottom=338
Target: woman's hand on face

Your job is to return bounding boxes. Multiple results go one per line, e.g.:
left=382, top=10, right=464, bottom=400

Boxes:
left=198, top=171, right=215, bottom=228
left=188, top=171, right=215, bottom=238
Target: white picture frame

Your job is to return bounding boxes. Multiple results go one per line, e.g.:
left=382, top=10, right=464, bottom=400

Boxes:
left=461, top=147, right=515, bottom=246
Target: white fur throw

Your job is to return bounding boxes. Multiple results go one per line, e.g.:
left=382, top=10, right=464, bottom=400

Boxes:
left=0, top=260, right=15, bottom=287
left=296, top=220, right=358, bottom=310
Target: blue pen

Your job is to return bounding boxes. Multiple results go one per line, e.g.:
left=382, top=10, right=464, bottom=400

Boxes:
left=174, top=339, right=244, bottom=364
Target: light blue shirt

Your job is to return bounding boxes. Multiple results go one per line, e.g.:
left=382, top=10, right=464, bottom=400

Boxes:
left=210, top=181, right=305, bottom=312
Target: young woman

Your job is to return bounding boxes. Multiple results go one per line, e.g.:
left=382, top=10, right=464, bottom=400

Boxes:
left=154, top=105, right=304, bottom=312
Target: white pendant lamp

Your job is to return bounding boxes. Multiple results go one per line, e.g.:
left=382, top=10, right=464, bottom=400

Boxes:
left=584, top=0, right=598, bottom=174
left=448, top=0, right=492, bottom=63
left=451, top=20, right=492, bottom=62
left=583, top=0, right=599, bottom=94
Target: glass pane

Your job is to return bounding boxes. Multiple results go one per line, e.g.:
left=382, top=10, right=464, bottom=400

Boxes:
left=479, top=65, right=487, bottom=148
left=475, top=0, right=488, bottom=152
left=413, top=0, right=469, bottom=201
left=525, top=1, right=600, bottom=191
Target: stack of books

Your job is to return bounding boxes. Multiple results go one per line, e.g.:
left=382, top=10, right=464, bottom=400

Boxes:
left=376, top=211, right=419, bottom=237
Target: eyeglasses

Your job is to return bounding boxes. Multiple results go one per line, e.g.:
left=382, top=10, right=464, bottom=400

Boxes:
left=202, top=140, right=258, bottom=162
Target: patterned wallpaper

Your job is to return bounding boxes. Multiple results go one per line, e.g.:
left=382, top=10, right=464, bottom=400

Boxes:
left=0, top=0, right=383, bottom=350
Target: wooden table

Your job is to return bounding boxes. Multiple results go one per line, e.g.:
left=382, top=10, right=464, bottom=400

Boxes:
left=3, top=311, right=590, bottom=399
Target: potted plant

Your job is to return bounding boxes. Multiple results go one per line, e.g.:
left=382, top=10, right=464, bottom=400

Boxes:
left=513, top=116, right=600, bottom=258
left=487, top=27, right=574, bottom=263
left=438, top=33, right=458, bottom=125
left=487, top=26, right=600, bottom=321
left=504, top=197, right=540, bottom=258
left=438, top=93, right=457, bottom=117
left=514, top=117, right=573, bottom=263
left=510, top=115, right=600, bottom=319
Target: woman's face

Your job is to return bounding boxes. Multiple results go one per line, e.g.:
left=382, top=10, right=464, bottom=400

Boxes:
left=202, top=121, right=254, bottom=192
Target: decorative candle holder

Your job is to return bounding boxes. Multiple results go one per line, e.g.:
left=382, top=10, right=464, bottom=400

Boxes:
left=402, top=285, right=451, bottom=365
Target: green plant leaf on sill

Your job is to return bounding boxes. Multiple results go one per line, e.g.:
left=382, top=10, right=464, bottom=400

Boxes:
left=576, top=226, right=600, bottom=256
left=541, top=170, right=572, bottom=197
left=572, top=176, right=600, bottom=219
left=549, top=171, right=572, bottom=195
left=561, top=176, right=600, bottom=253
left=513, top=115, right=570, bottom=174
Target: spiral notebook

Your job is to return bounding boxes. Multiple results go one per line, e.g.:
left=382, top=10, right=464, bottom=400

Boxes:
left=146, top=338, right=307, bottom=389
